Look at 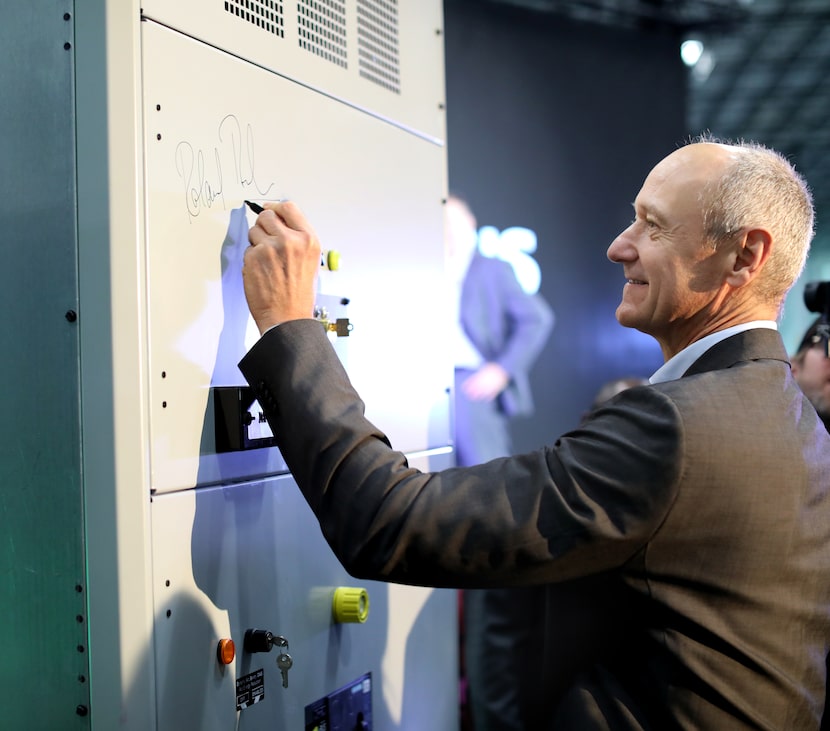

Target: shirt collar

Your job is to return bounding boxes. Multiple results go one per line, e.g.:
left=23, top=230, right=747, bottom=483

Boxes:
left=649, top=321, right=778, bottom=384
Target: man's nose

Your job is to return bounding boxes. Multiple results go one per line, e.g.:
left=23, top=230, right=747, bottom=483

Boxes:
left=607, top=225, right=635, bottom=263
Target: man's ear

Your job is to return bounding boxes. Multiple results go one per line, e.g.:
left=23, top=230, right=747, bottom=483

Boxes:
left=725, top=228, right=772, bottom=288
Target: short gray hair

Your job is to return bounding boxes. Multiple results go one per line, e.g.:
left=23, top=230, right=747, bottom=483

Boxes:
left=695, top=135, right=815, bottom=307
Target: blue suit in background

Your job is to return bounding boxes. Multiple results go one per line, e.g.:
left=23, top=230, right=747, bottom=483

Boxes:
left=454, top=251, right=554, bottom=464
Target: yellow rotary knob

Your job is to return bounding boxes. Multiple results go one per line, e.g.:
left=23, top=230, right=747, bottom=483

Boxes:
left=332, top=587, right=369, bottom=624
left=323, top=249, right=341, bottom=271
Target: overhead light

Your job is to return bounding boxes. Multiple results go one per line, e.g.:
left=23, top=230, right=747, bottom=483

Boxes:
left=681, top=39, right=704, bottom=67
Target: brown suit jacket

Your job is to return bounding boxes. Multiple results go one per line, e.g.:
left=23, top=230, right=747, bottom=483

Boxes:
left=240, top=323, right=830, bottom=729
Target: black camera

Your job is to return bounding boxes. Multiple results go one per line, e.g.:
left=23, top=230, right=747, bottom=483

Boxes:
left=804, top=281, right=830, bottom=318
left=803, top=281, right=830, bottom=356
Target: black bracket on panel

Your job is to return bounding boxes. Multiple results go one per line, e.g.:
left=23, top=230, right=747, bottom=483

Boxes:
left=213, top=386, right=278, bottom=453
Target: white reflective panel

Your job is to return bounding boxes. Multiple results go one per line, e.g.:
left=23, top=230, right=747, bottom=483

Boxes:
left=151, top=456, right=458, bottom=730
left=142, top=22, right=451, bottom=493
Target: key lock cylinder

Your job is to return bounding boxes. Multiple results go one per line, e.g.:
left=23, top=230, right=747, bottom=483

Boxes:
left=244, top=629, right=293, bottom=688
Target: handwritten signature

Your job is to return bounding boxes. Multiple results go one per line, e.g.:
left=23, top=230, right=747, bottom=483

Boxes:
left=175, top=114, right=275, bottom=222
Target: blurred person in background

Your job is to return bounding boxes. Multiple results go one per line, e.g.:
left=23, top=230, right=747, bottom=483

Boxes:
left=791, top=317, right=830, bottom=429
left=445, top=193, right=554, bottom=731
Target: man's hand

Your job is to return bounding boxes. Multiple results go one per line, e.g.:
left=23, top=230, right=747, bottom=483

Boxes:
left=243, top=201, right=321, bottom=335
left=461, top=362, right=510, bottom=402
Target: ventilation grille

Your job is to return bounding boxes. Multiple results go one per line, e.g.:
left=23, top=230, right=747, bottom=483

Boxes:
left=357, top=0, right=399, bottom=94
left=225, top=0, right=285, bottom=37
left=297, top=0, right=348, bottom=69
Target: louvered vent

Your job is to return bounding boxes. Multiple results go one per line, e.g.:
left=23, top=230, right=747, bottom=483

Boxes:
left=297, top=0, right=348, bottom=69
left=357, top=0, right=399, bottom=94
left=224, top=0, right=285, bottom=37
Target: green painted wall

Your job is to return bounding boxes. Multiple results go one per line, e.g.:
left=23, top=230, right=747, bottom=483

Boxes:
left=0, top=3, right=90, bottom=728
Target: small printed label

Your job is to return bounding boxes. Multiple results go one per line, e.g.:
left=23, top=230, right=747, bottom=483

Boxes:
left=246, top=400, right=275, bottom=442
left=236, top=668, right=265, bottom=711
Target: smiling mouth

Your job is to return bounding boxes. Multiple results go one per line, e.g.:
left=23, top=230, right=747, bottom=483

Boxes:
left=626, top=278, right=647, bottom=285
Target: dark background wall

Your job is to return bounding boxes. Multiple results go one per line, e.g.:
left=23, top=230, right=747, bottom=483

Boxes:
left=444, top=0, right=687, bottom=450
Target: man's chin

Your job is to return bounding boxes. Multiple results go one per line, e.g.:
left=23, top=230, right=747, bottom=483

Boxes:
left=615, top=307, right=645, bottom=331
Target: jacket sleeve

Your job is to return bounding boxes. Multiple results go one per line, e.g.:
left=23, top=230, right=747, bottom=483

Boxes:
left=239, top=320, right=682, bottom=588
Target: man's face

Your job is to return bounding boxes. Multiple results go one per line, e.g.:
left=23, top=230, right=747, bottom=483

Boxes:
left=606, top=144, right=737, bottom=358
left=792, top=346, right=830, bottom=425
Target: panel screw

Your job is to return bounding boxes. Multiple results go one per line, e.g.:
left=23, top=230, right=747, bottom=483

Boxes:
left=65, top=310, right=78, bottom=323
left=76, top=705, right=89, bottom=717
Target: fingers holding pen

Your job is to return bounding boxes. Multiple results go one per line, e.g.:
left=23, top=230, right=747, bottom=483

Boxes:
left=243, top=200, right=322, bottom=334
left=246, top=200, right=320, bottom=260
left=267, top=200, right=316, bottom=237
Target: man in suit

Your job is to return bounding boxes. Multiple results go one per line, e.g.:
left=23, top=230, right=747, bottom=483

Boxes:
left=792, top=316, right=830, bottom=430
left=445, top=194, right=554, bottom=730
left=792, top=317, right=830, bottom=731
left=238, top=138, right=830, bottom=728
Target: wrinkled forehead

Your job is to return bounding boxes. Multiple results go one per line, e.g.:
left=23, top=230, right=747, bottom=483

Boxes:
left=652, top=143, right=733, bottom=184
left=637, top=143, right=735, bottom=209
